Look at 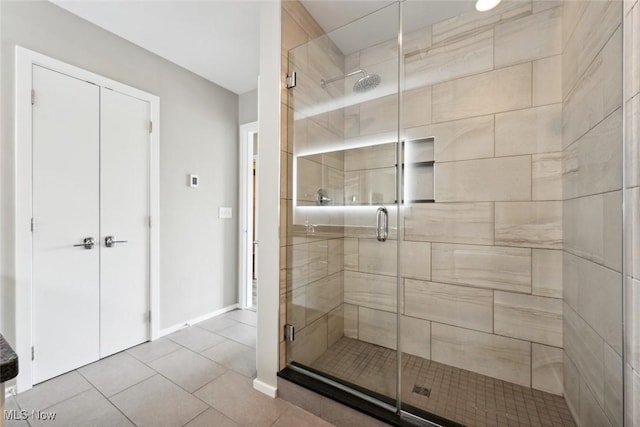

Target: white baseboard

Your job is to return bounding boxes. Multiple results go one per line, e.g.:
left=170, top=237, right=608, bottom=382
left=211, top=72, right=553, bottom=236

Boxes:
left=158, top=304, right=239, bottom=337
left=253, top=378, right=278, bottom=398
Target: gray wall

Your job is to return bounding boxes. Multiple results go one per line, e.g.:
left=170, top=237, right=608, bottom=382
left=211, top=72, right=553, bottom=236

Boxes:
left=239, top=89, right=258, bottom=124
left=0, top=0, right=239, bottom=342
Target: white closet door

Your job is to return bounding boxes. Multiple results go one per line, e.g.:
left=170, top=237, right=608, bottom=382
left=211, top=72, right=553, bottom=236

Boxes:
left=99, top=88, right=150, bottom=357
left=32, top=65, right=100, bottom=383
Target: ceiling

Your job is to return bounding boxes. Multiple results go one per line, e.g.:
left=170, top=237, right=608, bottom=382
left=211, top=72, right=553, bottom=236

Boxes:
left=51, top=0, right=475, bottom=95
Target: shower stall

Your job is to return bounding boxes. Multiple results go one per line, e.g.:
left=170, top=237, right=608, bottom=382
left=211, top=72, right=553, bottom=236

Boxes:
left=278, top=0, right=636, bottom=425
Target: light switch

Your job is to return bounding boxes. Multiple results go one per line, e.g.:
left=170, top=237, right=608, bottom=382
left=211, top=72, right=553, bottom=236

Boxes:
left=219, top=207, right=232, bottom=219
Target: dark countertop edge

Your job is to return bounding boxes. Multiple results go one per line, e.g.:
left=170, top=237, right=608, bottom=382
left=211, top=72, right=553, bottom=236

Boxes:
left=0, top=334, right=19, bottom=383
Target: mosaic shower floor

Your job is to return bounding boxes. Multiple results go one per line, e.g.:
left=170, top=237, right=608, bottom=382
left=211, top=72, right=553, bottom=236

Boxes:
left=310, top=337, right=576, bottom=427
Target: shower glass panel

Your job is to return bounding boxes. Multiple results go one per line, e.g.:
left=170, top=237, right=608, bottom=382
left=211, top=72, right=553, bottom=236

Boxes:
left=284, top=0, right=624, bottom=426
left=285, top=2, right=401, bottom=411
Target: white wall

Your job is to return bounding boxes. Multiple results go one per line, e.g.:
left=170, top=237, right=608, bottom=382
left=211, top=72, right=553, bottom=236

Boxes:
left=239, top=89, right=258, bottom=124
left=0, top=0, right=239, bottom=345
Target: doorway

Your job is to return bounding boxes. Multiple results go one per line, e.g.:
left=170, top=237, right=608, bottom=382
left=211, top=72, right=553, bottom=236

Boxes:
left=15, top=47, right=161, bottom=392
left=239, top=122, right=258, bottom=310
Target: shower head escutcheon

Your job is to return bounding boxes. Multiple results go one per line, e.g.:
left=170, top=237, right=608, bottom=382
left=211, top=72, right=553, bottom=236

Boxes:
left=320, top=69, right=381, bottom=93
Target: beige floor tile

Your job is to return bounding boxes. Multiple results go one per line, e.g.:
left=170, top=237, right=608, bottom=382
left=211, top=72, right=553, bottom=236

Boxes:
left=15, top=371, right=93, bottom=412
left=200, top=339, right=257, bottom=379
left=111, top=375, right=207, bottom=427
left=184, top=408, right=239, bottom=427
left=148, top=347, right=227, bottom=393
left=29, top=388, right=132, bottom=427
left=216, top=322, right=256, bottom=348
left=126, top=338, right=181, bottom=364
left=196, top=316, right=238, bottom=333
left=272, top=405, right=335, bottom=427
left=77, top=352, right=155, bottom=397
left=166, top=325, right=227, bottom=352
left=195, top=371, right=289, bottom=427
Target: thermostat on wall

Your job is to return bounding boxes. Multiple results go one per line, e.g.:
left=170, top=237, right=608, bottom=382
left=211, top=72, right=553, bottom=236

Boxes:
left=189, top=174, right=199, bottom=188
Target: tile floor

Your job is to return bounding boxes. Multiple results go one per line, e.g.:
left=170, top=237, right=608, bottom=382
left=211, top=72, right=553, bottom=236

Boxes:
left=5, top=310, right=332, bottom=427
left=311, top=337, right=576, bottom=427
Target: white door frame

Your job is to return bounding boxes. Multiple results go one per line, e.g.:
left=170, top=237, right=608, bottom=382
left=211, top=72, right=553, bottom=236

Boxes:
left=238, top=121, right=258, bottom=309
left=15, top=46, right=161, bottom=392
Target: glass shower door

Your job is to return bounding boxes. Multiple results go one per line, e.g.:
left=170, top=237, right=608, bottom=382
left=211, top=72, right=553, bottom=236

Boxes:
left=284, top=2, right=401, bottom=412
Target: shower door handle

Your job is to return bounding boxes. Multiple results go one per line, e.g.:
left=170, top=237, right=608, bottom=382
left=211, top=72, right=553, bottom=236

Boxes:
left=376, top=207, right=388, bottom=242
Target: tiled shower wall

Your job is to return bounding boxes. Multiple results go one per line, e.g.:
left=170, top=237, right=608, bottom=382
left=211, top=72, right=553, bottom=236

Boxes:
left=342, top=0, right=565, bottom=396
left=625, top=0, right=640, bottom=425
left=561, top=1, right=624, bottom=426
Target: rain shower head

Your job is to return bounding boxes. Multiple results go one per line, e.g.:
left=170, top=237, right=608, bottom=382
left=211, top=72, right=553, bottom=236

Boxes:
left=320, top=69, right=381, bottom=93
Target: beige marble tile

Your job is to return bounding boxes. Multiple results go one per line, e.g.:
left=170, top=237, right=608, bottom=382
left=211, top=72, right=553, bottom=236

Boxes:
left=604, top=343, right=623, bottom=427
left=400, top=241, right=430, bottom=280
left=563, top=194, right=604, bottom=264
left=432, top=63, right=531, bottom=123
left=495, top=201, right=562, bottom=249
left=343, top=304, right=358, bottom=339
left=290, top=316, right=328, bottom=366
left=328, top=305, right=344, bottom=348
left=563, top=0, right=622, bottom=101
left=431, top=323, right=531, bottom=387
left=431, top=0, right=531, bottom=45
left=287, top=288, right=306, bottom=330
left=358, top=238, right=397, bottom=276
left=576, top=256, right=622, bottom=354
left=533, top=55, right=562, bottom=106
left=306, top=272, right=344, bottom=324
left=625, top=4, right=640, bottom=100
left=344, top=143, right=395, bottom=172
left=432, top=243, right=531, bottom=293
left=495, top=7, right=561, bottom=68
left=532, top=249, right=562, bottom=298
left=626, top=277, right=640, bottom=372
left=564, top=303, right=605, bottom=406
left=404, top=203, right=494, bottom=245
left=282, top=9, right=309, bottom=52
left=405, top=279, right=493, bottom=333
left=625, top=95, right=640, bottom=188
left=359, top=88, right=431, bottom=136
left=359, top=167, right=396, bottom=205
left=297, top=157, right=323, bottom=204
left=343, top=238, right=358, bottom=271
left=533, top=0, right=561, bottom=13
left=579, top=376, right=615, bottom=427
left=494, top=291, right=563, bottom=347
left=435, top=156, right=532, bottom=202
left=603, top=28, right=623, bottom=117
left=344, top=270, right=397, bottom=312
left=562, top=0, right=587, bottom=49
left=358, top=38, right=397, bottom=69
left=563, top=251, right=579, bottom=310
left=532, top=152, right=562, bottom=201
left=358, top=307, right=396, bottom=350
left=401, top=315, right=430, bottom=360
left=405, top=29, right=493, bottom=89
left=328, top=239, right=344, bottom=275
left=564, top=351, right=580, bottom=420
left=287, top=240, right=328, bottom=290
left=495, top=104, right=562, bottom=156
left=532, top=344, right=563, bottom=395
left=406, top=115, right=494, bottom=163
left=282, top=0, right=324, bottom=40
left=603, top=191, right=622, bottom=272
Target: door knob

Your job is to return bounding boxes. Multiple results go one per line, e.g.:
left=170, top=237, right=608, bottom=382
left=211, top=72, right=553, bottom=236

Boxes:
left=73, top=237, right=96, bottom=250
left=105, top=236, right=128, bottom=248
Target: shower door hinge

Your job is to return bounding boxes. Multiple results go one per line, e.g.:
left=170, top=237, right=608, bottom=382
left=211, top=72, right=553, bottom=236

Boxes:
left=31, top=89, right=35, bottom=105
left=30, top=217, right=35, bottom=232
left=285, top=72, right=297, bottom=89
left=148, top=215, right=152, bottom=228
left=285, top=324, right=295, bottom=342
left=149, top=121, right=153, bottom=133
left=31, top=346, right=35, bottom=361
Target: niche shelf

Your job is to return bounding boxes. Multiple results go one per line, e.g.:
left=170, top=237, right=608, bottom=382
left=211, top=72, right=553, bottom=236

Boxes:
left=401, top=136, right=435, bottom=204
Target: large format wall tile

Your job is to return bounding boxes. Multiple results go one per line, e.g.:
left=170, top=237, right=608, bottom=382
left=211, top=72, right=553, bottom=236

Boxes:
left=431, top=323, right=531, bottom=387
left=532, top=152, right=562, bottom=201
left=405, top=29, right=493, bottom=89
left=358, top=307, right=396, bottom=350
left=494, top=7, right=561, bottom=68
left=358, top=238, right=397, bottom=276
left=495, top=104, right=562, bottom=156
left=344, top=143, right=395, bottom=171
left=533, top=55, right=562, bottom=106
left=435, top=156, right=532, bottom=202
left=343, top=304, right=358, bottom=339
left=604, top=343, right=623, bottom=427
left=404, top=279, right=493, bottom=333
left=404, top=203, right=494, bottom=245
left=359, top=87, right=431, bottom=136
left=532, top=344, right=563, bottom=395
left=401, top=315, right=430, bottom=359
left=579, top=377, right=615, bottom=427
left=563, top=194, right=604, bottom=264
left=494, top=291, right=563, bottom=347
left=344, top=270, right=397, bottom=312
left=306, top=272, right=344, bottom=324
left=432, top=63, right=532, bottom=122
left=400, top=241, right=431, bottom=280
left=290, top=316, right=328, bottom=366
left=532, top=249, right=562, bottom=298
left=564, top=303, right=605, bottom=407
left=432, top=243, right=531, bottom=293
left=406, top=115, right=494, bottom=163
left=495, top=201, right=562, bottom=249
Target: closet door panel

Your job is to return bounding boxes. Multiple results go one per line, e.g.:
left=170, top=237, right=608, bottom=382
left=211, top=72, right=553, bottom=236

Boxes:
left=100, top=88, right=151, bottom=357
left=32, top=65, right=100, bottom=383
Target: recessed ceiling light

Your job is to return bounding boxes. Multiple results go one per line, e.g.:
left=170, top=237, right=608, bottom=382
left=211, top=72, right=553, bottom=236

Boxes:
left=475, top=0, right=501, bottom=12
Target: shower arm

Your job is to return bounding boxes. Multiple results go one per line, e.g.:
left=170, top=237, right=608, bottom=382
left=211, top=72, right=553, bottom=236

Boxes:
left=320, top=69, right=367, bottom=88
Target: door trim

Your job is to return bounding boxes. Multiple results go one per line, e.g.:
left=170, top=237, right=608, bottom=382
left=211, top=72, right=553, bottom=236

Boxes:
left=15, top=46, right=161, bottom=392
left=238, top=121, right=258, bottom=310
